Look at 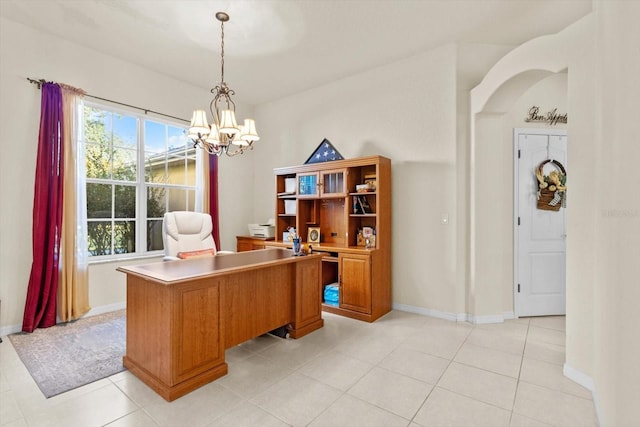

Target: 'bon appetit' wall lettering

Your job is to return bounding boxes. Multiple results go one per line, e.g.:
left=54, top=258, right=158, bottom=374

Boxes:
left=525, top=106, right=568, bottom=126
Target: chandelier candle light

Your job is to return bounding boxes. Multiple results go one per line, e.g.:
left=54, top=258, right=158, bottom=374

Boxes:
left=189, top=12, right=259, bottom=156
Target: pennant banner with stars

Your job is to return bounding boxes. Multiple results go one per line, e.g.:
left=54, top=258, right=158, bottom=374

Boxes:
left=304, top=138, right=344, bottom=164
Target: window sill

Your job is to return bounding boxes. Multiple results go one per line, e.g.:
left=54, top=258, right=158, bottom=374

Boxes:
left=88, top=253, right=164, bottom=265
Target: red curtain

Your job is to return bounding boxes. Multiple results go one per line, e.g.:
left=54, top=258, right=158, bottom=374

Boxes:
left=208, top=154, right=220, bottom=249
left=22, top=83, right=64, bottom=333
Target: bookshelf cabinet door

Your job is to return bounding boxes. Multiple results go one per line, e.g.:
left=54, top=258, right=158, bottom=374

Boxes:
left=319, top=169, right=347, bottom=197
left=297, top=173, right=319, bottom=198
left=339, top=253, right=371, bottom=314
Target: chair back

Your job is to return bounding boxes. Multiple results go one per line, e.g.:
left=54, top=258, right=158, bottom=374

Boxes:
left=162, top=211, right=216, bottom=258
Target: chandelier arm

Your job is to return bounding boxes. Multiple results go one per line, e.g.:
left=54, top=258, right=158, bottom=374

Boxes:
left=209, top=96, right=219, bottom=127
left=213, top=85, right=236, bottom=112
left=193, top=138, right=255, bottom=157
left=227, top=95, right=236, bottom=112
left=205, top=141, right=223, bottom=155
left=225, top=146, right=245, bottom=157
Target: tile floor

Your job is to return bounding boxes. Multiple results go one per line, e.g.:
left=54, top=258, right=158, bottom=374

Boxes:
left=0, top=311, right=599, bottom=427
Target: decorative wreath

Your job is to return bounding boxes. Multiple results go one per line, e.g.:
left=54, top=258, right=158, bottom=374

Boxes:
left=536, top=159, right=567, bottom=211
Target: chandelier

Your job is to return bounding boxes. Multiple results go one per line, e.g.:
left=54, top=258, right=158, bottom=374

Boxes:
left=189, top=12, right=259, bottom=156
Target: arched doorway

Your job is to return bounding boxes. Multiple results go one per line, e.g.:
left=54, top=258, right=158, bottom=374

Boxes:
left=468, top=32, right=572, bottom=320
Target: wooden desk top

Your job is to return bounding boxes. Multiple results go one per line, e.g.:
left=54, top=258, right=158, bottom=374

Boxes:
left=117, top=248, right=322, bottom=285
left=236, top=235, right=275, bottom=241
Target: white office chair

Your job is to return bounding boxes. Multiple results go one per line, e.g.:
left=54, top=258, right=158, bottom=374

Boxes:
left=162, top=211, right=223, bottom=260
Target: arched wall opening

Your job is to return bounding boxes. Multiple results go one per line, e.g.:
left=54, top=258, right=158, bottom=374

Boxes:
left=469, top=32, right=570, bottom=321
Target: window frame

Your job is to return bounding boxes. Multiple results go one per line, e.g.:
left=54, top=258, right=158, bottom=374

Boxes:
left=82, top=100, right=197, bottom=261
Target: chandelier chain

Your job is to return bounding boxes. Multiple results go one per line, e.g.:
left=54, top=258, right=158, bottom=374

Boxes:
left=220, top=18, right=225, bottom=84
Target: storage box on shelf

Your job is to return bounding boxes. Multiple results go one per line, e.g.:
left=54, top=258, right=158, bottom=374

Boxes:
left=266, top=155, right=391, bottom=322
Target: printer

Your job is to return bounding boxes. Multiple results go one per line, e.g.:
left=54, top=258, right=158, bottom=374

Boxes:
left=247, top=219, right=275, bottom=238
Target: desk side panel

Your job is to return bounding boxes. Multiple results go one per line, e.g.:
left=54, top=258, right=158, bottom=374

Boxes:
left=173, top=279, right=225, bottom=383
left=293, top=257, right=324, bottom=334
left=125, top=276, right=172, bottom=384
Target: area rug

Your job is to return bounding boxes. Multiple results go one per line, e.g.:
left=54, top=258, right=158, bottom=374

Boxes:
left=8, top=309, right=126, bottom=398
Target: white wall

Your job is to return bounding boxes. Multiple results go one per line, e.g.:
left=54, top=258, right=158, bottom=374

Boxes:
left=561, top=13, right=596, bottom=383
left=0, top=18, right=255, bottom=332
left=455, top=43, right=516, bottom=315
left=589, top=1, right=640, bottom=424
left=252, top=44, right=461, bottom=315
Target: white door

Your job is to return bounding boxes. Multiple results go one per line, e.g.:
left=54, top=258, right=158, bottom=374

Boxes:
left=515, top=129, right=567, bottom=317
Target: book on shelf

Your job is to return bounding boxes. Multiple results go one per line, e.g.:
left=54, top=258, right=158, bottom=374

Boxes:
left=357, top=195, right=372, bottom=214
left=352, top=195, right=363, bottom=214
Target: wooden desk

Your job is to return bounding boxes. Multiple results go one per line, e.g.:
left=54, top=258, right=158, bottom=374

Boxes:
left=236, top=235, right=275, bottom=252
left=117, top=248, right=324, bottom=401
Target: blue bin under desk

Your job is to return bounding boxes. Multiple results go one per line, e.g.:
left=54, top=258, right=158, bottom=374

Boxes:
left=324, top=283, right=339, bottom=306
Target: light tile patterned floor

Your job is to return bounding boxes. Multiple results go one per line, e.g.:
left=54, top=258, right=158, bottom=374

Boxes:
left=0, top=311, right=599, bottom=426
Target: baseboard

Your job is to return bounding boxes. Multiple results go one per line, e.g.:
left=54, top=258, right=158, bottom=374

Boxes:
left=0, top=302, right=127, bottom=340
left=563, top=363, right=604, bottom=427
left=563, top=363, right=595, bottom=391
left=0, top=323, right=21, bottom=337
left=84, top=302, right=126, bottom=317
left=466, top=313, right=508, bottom=324
left=392, top=303, right=460, bottom=321
left=392, top=303, right=513, bottom=324
left=502, top=311, right=516, bottom=320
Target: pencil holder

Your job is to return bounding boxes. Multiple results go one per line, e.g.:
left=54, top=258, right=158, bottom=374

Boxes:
left=292, top=238, right=302, bottom=255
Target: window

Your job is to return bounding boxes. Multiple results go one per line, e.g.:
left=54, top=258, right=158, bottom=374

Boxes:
left=83, top=103, right=197, bottom=258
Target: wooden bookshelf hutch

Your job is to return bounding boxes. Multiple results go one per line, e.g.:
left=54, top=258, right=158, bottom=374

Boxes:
left=261, top=155, right=391, bottom=322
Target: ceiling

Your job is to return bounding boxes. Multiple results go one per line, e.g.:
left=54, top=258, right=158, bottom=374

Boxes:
left=0, top=0, right=591, bottom=105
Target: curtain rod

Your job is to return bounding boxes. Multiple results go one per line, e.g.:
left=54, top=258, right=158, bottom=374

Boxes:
left=27, top=77, right=189, bottom=124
